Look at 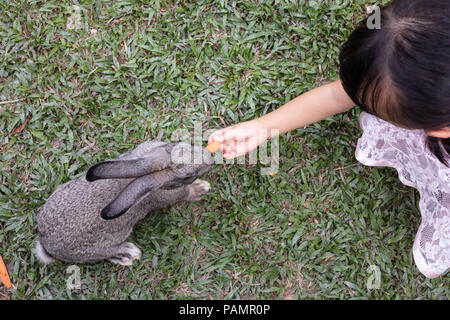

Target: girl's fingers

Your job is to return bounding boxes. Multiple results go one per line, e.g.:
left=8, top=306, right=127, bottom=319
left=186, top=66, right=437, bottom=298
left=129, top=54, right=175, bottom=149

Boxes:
left=221, top=139, right=252, bottom=159
left=208, top=123, right=259, bottom=158
left=208, top=132, right=219, bottom=143
left=222, top=150, right=239, bottom=159
left=208, top=126, right=231, bottom=143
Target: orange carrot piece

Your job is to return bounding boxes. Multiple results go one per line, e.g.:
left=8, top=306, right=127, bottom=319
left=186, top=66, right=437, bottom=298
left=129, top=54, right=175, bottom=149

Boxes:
left=0, top=255, right=11, bottom=289
left=206, top=141, right=220, bottom=155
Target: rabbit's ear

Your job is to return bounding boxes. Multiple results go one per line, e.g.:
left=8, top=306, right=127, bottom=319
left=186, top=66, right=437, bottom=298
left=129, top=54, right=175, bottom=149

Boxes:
left=86, top=149, right=172, bottom=182
left=100, top=170, right=173, bottom=220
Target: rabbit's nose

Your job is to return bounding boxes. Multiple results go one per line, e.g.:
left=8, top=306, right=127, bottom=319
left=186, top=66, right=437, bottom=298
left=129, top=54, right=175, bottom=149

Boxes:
left=201, top=147, right=214, bottom=165
left=190, top=145, right=214, bottom=165
left=170, top=144, right=214, bottom=166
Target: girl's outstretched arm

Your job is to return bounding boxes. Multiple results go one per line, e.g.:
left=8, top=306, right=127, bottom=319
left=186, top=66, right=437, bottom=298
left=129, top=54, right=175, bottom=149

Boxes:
left=209, top=80, right=355, bottom=159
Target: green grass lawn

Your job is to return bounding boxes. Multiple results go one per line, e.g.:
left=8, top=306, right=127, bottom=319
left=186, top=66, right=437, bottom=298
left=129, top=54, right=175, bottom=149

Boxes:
left=0, top=0, right=448, bottom=300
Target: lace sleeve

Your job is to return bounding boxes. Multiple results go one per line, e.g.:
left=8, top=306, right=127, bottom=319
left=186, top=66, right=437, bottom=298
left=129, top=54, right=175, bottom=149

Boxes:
left=355, top=112, right=450, bottom=278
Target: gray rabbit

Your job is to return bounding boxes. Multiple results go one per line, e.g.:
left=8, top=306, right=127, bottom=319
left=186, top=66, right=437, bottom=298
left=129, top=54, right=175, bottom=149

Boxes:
left=35, top=141, right=214, bottom=265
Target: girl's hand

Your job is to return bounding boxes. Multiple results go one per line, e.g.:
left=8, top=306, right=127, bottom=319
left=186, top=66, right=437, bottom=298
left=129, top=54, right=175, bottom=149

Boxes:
left=208, top=120, right=270, bottom=159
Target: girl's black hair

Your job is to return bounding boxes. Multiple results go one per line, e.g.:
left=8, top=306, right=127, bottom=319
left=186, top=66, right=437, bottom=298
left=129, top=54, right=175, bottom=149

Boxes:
left=339, top=0, right=450, bottom=166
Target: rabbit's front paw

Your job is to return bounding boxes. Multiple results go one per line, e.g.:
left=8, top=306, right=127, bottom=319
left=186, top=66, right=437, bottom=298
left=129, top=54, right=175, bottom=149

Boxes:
left=185, top=179, right=210, bottom=201
left=108, top=242, right=142, bottom=266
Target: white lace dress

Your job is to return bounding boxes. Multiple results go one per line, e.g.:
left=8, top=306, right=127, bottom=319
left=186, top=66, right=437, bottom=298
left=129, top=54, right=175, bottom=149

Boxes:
left=355, top=112, right=450, bottom=278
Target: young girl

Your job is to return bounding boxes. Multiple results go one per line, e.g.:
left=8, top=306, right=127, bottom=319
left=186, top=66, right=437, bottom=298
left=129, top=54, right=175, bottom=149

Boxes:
left=209, top=0, right=450, bottom=278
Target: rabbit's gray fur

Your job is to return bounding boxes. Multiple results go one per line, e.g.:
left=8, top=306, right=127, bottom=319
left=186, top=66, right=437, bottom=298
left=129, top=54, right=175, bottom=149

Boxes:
left=36, top=141, right=213, bottom=265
